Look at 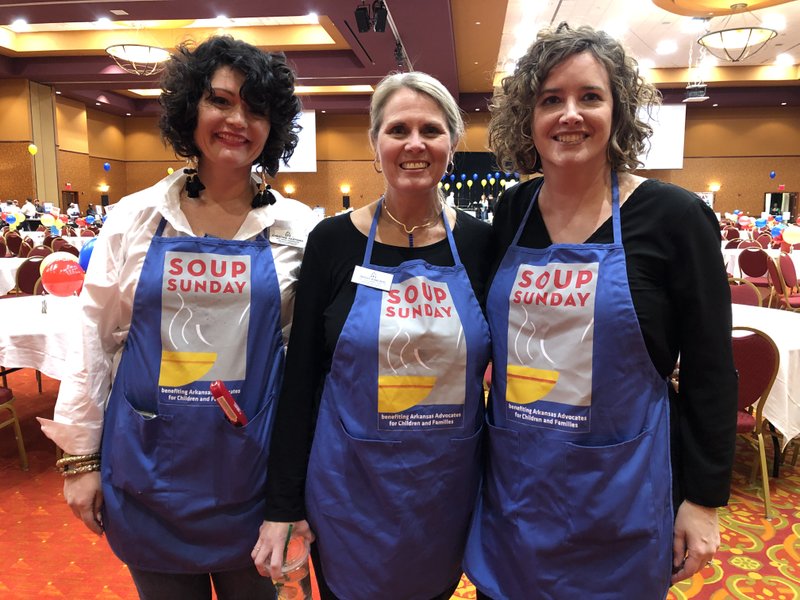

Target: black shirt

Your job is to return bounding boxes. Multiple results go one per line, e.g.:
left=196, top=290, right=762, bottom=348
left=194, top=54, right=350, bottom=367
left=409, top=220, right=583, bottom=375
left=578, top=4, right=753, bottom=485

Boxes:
left=491, top=177, right=737, bottom=508
left=265, top=209, right=493, bottom=520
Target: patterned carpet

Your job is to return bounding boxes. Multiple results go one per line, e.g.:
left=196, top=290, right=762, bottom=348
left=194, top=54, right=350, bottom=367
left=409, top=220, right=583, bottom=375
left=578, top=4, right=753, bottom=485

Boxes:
left=1, top=369, right=798, bottom=599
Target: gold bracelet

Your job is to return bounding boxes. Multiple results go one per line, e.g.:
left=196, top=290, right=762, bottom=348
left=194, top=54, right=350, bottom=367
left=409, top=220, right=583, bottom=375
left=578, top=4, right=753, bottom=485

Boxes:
left=62, top=462, right=101, bottom=477
left=56, top=452, right=101, bottom=468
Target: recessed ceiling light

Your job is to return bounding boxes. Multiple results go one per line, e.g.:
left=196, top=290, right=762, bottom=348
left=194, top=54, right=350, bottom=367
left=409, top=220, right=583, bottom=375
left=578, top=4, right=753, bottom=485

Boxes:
left=55, top=90, right=61, bottom=95
left=775, top=53, right=794, bottom=67
left=474, top=61, right=478, bottom=65
left=475, top=21, right=481, bottom=25
left=656, top=40, right=677, bottom=55
left=95, top=102, right=101, bottom=106
left=780, top=102, right=787, bottom=106
left=126, top=112, right=131, bottom=116
left=712, top=103, right=719, bottom=107
left=96, top=17, right=112, bottom=28
left=321, top=110, right=326, bottom=113
left=475, top=108, right=480, bottom=111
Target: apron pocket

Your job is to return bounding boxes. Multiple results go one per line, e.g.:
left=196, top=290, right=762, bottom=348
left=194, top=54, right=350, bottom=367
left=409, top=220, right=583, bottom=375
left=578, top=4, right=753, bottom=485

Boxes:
left=563, top=427, right=657, bottom=544
left=484, top=422, right=523, bottom=522
left=106, top=395, right=174, bottom=499
left=168, top=396, right=274, bottom=509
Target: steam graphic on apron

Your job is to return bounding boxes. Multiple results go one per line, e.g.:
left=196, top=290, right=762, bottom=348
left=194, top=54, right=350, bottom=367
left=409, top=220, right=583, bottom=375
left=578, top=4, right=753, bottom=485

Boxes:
left=506, top=262, right=597, bottom=432
left=378, top=276, right=465, bottom=430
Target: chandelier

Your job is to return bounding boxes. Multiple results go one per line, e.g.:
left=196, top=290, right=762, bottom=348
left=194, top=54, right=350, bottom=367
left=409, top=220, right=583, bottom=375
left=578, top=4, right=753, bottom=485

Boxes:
left=696, top=3, right=777, bottom=62
left=106, top=44, right=171, bottom=76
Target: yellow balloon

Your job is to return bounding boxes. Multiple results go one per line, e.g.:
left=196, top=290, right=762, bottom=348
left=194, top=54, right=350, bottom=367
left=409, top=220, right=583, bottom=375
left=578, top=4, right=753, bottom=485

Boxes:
left=41, top=214, right=55, bottom=227
left=456, top=182, right=462, bottom=189
left=489, top=178, right=496, bottom=185
left=28, top=144, right=38, bottom=155
left=437, top=181, right=443, bottom=189
left=782, top=225, right=800, bottom=245
left=444, top=183, right=450, bottom=191
left=467, top=180, right=473, bottom=188
left=500, top=180, right=507, bottom=187
left=40, top=251, right=79, bottom=275
left=167, top=167, right=174, bottom=175
left=480, top=179, right=487, bottom=187
left=14, top=212, right=25, bottom=224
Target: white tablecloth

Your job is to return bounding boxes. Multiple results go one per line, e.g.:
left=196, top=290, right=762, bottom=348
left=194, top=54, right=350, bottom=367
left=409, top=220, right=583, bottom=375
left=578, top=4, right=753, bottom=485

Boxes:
left=722, top=248, right=800, bottom=278
left=0, top=257, right=26, bottom=295
left=731, top=303, right=800, bottom=449
left=62, top=236, right=94, bottom=250
left=0, top=295, right=81, bottom=380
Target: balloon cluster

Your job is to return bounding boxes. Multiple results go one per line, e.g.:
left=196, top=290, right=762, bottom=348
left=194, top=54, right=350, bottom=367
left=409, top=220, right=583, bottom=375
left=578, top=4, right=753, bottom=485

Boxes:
left=38, top=238, right=97, bottom=296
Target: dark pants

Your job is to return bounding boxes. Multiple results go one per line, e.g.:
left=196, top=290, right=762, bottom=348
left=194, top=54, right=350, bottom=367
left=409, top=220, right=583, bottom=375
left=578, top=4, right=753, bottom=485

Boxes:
left=311, top=541, right=460, bottom=600
left=128, top=565, right=275, bottom=600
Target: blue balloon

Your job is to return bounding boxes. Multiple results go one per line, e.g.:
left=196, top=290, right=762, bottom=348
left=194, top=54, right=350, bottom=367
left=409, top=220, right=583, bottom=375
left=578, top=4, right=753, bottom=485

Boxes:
left=50, top=225, right=59, bottom=235
left=78, top=237, right=97, bottom=272
left=769, top=170, right=776, bottom=179
left=4, top=214, right=15, bottom=225
left=771, top=226, right=783, bottom=237
left=449, top=174, right=455, bottom=182
left=85, top=215, right=95, bottom=225
left=754, top=218, right=767, bottom=228
left=103, top=162, right=111, bottom=172
left=101, top=215, right=107, bottom=223
left=472, top=173, right=478, bottom=180
left=494, top=171, right=500, bottom=179
left=460, top=173, right=466, bottom=181
left=775, top=215, right=783, bottom=222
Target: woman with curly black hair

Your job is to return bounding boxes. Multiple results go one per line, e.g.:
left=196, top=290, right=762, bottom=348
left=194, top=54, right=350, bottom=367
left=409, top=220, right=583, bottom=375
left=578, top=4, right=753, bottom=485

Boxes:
left=40, top=35, right=316, bottom=599
left=463, top=23, right=737, bottom=598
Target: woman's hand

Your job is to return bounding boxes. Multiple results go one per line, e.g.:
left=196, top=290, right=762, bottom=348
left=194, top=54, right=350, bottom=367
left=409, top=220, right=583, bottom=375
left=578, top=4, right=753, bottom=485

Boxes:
left=63, top=471, right=104, bottom=535
left=671, top=499, right=720, bottom=584
left=251, top=520, right=315, bottom=580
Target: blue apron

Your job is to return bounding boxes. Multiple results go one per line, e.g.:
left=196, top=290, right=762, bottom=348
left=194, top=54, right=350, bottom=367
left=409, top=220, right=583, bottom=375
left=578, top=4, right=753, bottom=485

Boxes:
left=305, top=203, right=491, bottom=599
left=464, top=173, right=673, bottom=599
left=100, top=218, right=285, bottom=573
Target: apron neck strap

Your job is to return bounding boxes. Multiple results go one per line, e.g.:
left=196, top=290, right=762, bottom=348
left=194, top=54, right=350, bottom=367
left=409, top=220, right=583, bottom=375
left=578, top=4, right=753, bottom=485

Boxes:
left=363, top=199, right=461, bottom=266
left=512, top=171, right=622, bottom=246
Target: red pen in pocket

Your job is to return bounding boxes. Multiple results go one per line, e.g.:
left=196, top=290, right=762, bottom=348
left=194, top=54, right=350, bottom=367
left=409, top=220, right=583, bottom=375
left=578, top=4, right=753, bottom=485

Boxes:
left=210, top=380, right=249, bottom=427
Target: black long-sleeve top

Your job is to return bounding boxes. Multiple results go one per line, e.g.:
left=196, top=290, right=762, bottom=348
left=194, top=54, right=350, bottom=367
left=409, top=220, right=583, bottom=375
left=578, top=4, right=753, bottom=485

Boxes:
left=264, top=209, right=493, bottom=520
left=490, top=177, right=738, bottom=508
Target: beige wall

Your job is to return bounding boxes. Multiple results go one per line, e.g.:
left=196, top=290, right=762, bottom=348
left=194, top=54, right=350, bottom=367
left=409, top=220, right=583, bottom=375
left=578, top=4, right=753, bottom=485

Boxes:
left=2, top=81, right=799, bottom=219
left=640, top=107, right=800, bottom=216
left=0, top=80, right=32, bottom=141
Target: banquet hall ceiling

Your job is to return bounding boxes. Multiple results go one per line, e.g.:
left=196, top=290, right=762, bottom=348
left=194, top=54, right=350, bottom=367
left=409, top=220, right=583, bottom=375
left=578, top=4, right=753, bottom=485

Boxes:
left=0, top=0, right=798, bottom=117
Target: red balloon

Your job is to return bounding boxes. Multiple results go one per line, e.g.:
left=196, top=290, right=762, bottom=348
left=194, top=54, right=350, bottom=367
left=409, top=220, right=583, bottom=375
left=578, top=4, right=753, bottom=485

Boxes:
left=41, top=259, right=85, bottom=296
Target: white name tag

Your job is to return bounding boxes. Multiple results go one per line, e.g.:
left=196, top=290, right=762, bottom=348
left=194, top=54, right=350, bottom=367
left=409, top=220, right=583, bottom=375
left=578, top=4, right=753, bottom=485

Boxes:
left=269, top=226, right=306, bottom=248
left=351, top=265, right=393, bottom=291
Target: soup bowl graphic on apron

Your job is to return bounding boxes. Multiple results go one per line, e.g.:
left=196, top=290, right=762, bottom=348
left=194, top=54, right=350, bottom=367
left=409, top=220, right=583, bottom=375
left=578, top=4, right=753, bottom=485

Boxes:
left=158, top=350, right=218, bottom=387
left=506, top=364, right=559, bottom=404
left=378, top=375, right=437, bottom=413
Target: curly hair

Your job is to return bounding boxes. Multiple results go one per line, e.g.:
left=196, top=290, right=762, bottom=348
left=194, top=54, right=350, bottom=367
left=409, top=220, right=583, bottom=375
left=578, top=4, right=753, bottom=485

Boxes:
left=489, top=23, right=660, bottom=174
left=158, top=35, right=301, bottom=177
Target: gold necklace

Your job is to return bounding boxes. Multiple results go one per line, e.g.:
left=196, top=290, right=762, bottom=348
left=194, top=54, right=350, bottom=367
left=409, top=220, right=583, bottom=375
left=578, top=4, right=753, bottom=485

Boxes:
left=381, top=197, right=442, bottom=248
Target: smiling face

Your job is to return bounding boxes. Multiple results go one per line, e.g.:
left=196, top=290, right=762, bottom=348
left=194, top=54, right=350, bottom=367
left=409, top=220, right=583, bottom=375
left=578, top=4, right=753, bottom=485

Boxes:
left=531, top=51, right=614, bottom=173
left=193, top=65, right=271, bottom=173
left=374, top=87, right=454, bottom=198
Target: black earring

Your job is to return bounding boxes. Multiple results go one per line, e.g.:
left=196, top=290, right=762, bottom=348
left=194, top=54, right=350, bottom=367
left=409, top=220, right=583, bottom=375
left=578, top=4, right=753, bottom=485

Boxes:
left=252, top=182, right=276, bottom=208
left=184, top=168, right=205, bottom=198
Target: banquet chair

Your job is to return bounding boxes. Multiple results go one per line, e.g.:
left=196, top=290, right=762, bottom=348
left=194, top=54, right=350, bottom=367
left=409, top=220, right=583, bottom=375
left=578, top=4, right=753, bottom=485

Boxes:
left=0, top=384, right=28, bottom=470
left=16, top=240, right=33, bottom=258
left=765, top=254, right=800, bottom=311
left=756, top=233, right=773, bottom=249
left=723, top=227, right=740, bottom=241
left=79, top=229, right=96, bottom=237
left=52, top=239, right=79, bottom=256
left=12, top=255, right=44, bottom=296
left=738, top=248, right=772, bottom=304
left=724, top=239, right=742, bottom=249
left=27, top=244, right=52, bottom=258
left=42, top=234, right=57, bottom=248
left=732, top=326, right=780, bottom=519
left=0, top=236, right=6, bottom=257
left=5, top=232, right=22, bottom=256
left=738, top=240, right=761, bottom=249
left=728, top=277, right=762, bottom=307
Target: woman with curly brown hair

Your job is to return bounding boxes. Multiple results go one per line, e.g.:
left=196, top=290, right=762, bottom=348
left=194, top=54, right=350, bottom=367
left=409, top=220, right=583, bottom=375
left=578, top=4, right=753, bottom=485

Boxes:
left=39, top=35, right=315, bottom=599
left=463, top=23, right=737, bottom=599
